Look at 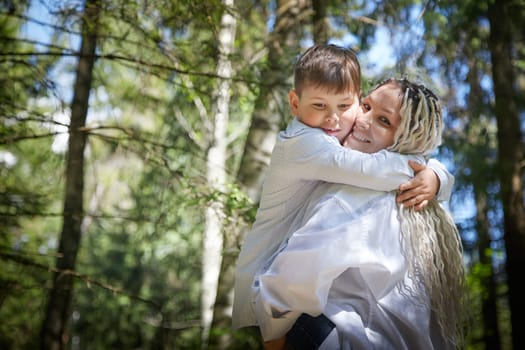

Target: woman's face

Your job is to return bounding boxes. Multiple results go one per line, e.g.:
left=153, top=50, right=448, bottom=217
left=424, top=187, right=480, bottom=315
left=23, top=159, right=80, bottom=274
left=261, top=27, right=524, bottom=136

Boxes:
left=343, top=83, right=402, bottom=153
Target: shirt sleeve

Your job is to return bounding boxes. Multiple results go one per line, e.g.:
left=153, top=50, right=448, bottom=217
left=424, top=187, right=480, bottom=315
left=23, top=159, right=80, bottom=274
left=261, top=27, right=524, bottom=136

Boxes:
left=284, top=131, right=425, bottom=192
left=427, top=159, right=454, bottom=201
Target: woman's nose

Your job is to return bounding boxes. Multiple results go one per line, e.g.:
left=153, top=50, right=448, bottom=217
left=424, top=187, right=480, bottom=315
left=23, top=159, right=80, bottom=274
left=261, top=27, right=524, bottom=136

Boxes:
left=355, top=116, right=370, bottom=129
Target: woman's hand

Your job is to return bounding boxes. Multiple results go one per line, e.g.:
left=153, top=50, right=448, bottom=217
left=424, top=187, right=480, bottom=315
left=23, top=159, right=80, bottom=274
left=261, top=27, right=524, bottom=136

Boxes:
left=396, top=160, right=440, bottom=211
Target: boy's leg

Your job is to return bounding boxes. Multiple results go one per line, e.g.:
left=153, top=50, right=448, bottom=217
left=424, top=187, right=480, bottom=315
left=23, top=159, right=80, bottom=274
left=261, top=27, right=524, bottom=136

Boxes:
left=285, top=313, right=335, bottom=350
left=263, top=336, right=287, bottom=350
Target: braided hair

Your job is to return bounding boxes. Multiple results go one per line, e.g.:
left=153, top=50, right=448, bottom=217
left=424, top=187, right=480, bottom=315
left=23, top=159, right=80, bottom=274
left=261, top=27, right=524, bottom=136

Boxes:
left=373, top=78, right=467, bottom=347
left=382, top=78, right=443, bottom=156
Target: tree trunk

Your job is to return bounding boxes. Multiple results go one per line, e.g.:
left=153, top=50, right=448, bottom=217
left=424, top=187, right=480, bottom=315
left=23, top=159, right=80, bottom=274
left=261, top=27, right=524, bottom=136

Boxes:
left=236, top=0, right=311, bottom=204
left=39, top=1, right=99, bottom=349
left=210, top=0, right=310, bottom=348
left=474, top=190, right=501, bottom=349
left=465, top=52, right=502, bottom=349
left=201, top=0, right=236, bottom=348
left=312, top=0, right=328, bottom=44
left=488, top=1, right=525, bottom=349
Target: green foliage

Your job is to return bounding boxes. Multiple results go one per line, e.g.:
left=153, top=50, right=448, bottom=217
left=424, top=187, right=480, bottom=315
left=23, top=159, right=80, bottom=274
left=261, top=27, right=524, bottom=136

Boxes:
left=0, top=254, right=49, bottom=349
left=1, top=0, right=517, bottom=349
left=465, top=260, right=512, bottom=350
left=70, top=157, right=205, bottom=348
left=0, top=3, right=67, bottom=346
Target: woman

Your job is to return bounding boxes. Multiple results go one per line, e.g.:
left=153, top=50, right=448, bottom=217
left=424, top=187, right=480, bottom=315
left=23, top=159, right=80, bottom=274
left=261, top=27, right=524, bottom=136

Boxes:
left=255, top=78, right=467, bottom=350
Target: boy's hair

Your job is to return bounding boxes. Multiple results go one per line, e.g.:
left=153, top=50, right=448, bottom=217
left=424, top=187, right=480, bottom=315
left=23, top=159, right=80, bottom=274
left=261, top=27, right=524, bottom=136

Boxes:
left=294, top=44, right=361, bottom=97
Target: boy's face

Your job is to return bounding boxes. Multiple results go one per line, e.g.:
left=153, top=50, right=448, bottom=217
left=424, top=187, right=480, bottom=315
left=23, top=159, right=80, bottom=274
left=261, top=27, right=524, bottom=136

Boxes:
left=289, top=85, right=359, bottom=143
left=343, top=83, right=402, bottom=153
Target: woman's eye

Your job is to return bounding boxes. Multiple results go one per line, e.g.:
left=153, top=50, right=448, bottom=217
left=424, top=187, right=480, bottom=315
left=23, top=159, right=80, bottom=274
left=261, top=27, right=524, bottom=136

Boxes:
left=379, top=116, right=391, bottom=126
left=362, top=103, right=371, bottom=111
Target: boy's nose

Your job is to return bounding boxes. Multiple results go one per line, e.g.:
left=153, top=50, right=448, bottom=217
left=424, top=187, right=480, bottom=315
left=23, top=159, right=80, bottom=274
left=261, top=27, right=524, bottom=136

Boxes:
left=326, top=112, right=340, bottom=123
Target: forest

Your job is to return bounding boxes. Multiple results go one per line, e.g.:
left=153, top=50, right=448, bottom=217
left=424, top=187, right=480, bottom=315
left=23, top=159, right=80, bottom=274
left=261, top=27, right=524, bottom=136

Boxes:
left=0, top=0, right=524, bottom=349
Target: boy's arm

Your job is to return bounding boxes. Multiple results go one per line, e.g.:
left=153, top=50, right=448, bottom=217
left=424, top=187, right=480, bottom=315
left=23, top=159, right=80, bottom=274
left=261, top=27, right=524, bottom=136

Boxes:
left=287, top=131, right=424, bottom=192
left=397, top=159, right=454, bottom=210
left=427, top=158, right=454, bottom=201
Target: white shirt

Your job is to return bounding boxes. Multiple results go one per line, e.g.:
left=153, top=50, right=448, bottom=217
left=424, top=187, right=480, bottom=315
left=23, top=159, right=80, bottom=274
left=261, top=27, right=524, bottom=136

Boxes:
left=232, top=118, right=453, bottom=328
left=255, top=184, right=453, bottom=349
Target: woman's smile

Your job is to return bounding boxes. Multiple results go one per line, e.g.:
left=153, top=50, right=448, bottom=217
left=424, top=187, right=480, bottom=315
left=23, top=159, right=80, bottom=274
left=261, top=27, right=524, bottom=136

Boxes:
left=348, top=129, right=370, bottom=144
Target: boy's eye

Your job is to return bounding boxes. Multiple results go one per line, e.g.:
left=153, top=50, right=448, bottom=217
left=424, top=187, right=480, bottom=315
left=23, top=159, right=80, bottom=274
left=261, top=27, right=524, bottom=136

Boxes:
left=312, top=103, right=326, bottom=109
left=338, top=104, right=351, bottom=110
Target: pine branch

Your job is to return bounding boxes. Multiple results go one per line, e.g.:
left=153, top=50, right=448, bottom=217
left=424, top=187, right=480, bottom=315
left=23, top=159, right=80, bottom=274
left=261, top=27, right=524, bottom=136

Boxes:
left=0, top=249, right=161, bottom=310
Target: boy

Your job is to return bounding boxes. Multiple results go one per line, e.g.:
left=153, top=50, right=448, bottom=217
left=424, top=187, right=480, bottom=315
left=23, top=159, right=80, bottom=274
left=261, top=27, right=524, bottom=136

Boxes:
left=232, top=44, right=452, bottom=333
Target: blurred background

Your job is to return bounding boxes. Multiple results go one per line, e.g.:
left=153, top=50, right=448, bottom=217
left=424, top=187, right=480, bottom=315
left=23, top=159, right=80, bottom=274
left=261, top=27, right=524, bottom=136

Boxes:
left=1, top=0, right=523, bottom=349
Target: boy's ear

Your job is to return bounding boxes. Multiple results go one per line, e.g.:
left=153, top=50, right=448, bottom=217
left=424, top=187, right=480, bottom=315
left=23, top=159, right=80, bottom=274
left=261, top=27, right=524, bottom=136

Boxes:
left=288, top=89, right=300, bottom=115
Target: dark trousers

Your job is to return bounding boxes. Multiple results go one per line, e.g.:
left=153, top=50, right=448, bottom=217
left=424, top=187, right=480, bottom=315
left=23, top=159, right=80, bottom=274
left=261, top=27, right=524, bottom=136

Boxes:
left=286, top=313, right=335, bottom=350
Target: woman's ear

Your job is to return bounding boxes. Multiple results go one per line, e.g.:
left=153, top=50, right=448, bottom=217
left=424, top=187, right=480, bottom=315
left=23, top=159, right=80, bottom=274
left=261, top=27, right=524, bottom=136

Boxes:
left=288, top=89, right=300, bottom=116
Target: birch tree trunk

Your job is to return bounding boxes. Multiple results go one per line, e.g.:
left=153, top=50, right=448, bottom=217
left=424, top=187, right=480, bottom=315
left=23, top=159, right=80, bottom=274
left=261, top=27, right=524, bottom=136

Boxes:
left=39, top=1, right=99, bottom=349
left=210, top=0, right=311, bottom=348
left=201, top=0, right=236, bottom=347
left=488, top=1, right=525, bottom=348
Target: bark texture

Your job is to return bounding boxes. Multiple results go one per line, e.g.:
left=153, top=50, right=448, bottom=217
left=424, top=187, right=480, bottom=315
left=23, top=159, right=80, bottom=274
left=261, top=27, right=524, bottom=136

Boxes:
left=39, top=1, right=99, bottom=349
left=488, top=1, right=525, bottom=348
left=211, top=0, right=311, bottom=348
left=202, top=0, right=237, bottom=347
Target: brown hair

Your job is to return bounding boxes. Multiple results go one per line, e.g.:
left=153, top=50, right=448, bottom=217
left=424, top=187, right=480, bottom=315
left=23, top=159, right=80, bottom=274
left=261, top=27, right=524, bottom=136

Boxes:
left=294, top=44, right=361, bottom=97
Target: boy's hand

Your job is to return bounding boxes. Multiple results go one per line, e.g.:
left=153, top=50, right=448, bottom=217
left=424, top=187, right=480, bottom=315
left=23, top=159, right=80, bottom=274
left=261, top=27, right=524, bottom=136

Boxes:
left=396, top=160, right=440, bottom=211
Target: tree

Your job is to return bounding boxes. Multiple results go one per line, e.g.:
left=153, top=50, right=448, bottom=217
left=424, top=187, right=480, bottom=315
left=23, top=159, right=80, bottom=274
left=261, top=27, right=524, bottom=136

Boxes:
left=201, top=0, right=237, bottom=347
left=465, top=34, right=501, bottom=349
left=424, top=2, right=503, bottom=346
left=209, top=1, right=311, bottom=348
left=312, top=0, right=328, bottom=44
left=235, top=0, right=310, bottom=204
left=488, top=1, right=525, bottom=348
left=4, top=0, right=521, bottom=348
left=40, top=1, right=100, bottom=348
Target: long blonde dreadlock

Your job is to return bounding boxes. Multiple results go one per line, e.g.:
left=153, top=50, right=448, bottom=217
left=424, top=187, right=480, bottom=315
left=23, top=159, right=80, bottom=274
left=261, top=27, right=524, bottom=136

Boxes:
left=377, top=78, right=467, bottom=347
